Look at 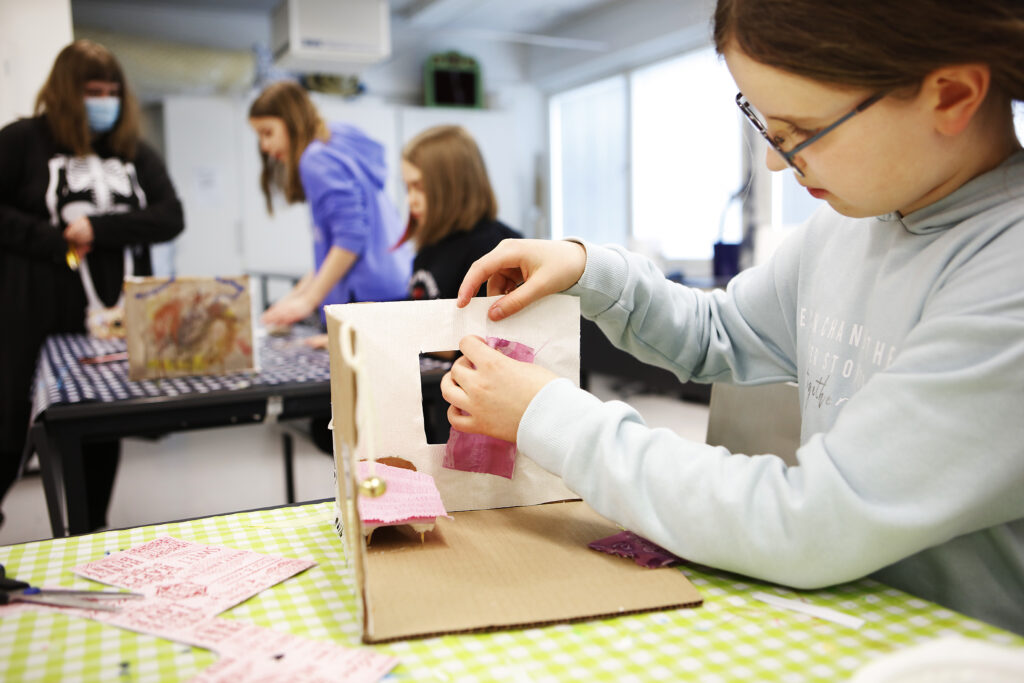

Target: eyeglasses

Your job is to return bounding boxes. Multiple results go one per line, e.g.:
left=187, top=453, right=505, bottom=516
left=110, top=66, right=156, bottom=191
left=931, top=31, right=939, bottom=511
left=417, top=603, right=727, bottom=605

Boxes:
left=735, top=91, right=886, bottom=177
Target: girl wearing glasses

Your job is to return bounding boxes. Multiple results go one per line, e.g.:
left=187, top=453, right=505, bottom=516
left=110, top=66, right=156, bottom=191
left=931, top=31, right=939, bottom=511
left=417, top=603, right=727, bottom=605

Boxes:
left=442, top=0, right=1024, bottom=635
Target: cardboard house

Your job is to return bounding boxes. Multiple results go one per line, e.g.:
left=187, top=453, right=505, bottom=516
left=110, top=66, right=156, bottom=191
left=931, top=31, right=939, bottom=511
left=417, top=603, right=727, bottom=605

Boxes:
left=325, top=296, right=701, bottom=643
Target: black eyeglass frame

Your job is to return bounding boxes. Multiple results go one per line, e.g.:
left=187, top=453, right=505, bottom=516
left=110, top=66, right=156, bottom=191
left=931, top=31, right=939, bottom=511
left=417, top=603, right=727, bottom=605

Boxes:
left=735, top=91, right=887, bottom=177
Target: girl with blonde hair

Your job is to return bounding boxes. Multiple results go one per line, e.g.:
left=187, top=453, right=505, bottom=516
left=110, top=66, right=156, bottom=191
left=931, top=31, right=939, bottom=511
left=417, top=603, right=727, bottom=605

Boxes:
left=248, top=81, right=410, bottom=332
left=399, top=125, right=521, bottom=301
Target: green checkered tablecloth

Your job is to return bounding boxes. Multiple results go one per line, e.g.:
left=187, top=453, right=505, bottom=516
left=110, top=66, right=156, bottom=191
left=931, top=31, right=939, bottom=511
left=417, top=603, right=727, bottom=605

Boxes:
left=1, top=502, right=1021, bottom=682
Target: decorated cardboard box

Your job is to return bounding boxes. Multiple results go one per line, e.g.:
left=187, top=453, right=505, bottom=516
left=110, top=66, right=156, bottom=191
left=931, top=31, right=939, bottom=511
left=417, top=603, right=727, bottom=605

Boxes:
left=124, top=275, right=255, bottom=381
left=325, top=295, right=702, bottom=643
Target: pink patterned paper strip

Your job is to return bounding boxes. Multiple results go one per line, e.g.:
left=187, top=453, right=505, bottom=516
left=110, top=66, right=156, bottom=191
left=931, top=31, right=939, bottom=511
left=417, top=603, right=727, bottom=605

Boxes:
left=443, top=337, right=536, bottom=479
left=356, top=461, right=449, bottom=525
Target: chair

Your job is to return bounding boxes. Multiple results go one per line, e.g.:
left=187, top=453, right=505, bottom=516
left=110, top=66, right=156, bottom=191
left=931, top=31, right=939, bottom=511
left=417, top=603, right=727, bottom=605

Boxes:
left=704, top=382, right=801, bottom=466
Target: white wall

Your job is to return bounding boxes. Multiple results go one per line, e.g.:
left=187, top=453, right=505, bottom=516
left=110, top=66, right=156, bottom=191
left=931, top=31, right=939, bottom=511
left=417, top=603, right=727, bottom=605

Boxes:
left=0, top=0, right=74, bottom=126
left=163, top=96, right=247, bottom=278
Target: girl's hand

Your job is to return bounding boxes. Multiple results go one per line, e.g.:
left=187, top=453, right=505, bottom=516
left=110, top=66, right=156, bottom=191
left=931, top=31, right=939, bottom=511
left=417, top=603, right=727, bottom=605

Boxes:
left=261, top=294, right=316, bottom=326
left=302, top=333, right=329, bottom=350
left=457, top=239, right=587, bottom=321
left=441, top=335, right=559, bottom=443
left=63, top=216, right=94, bottom=248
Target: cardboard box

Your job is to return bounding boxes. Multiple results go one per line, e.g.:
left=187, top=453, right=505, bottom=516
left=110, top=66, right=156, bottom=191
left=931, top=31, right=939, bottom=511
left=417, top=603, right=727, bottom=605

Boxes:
left=326, top=296, right=702, bottom=643
left=124, top=275, right=256, bottom=381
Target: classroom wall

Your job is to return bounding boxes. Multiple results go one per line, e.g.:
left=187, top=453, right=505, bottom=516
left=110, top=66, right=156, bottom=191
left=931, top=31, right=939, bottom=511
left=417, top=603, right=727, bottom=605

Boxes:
left=0, top=0, right=74, bottom=126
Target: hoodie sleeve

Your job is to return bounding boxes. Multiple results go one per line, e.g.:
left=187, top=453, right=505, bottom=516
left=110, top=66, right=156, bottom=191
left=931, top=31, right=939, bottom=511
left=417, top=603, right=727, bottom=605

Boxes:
left=0, top=119, right=67, bottom=262
left=518, top=219, right=1024, bottom=593
left=569, top=238, right=801, bottom=385
left=299, top=146, right=370, bottom=256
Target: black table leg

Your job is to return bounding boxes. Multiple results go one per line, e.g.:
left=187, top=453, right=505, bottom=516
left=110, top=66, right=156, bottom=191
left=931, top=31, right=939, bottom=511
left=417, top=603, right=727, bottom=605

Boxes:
left=56, top=432, right=91, bottom=537
left=29, top=423, right=68, bottom=538
left=283, top=431, right=295, bottom=504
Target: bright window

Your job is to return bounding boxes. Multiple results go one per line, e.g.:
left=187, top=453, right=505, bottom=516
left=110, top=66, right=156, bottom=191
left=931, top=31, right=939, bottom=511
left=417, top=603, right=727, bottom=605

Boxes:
left=549, top=46, right=745, bottom=268
left=631, top=48, right=743, bottom=259
left=549, top=75, right=628, bottom=244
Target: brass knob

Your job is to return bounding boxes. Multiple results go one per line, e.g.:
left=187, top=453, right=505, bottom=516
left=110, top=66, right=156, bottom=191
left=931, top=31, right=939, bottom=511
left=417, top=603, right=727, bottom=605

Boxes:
left=359, top=476, right=386, bottom=497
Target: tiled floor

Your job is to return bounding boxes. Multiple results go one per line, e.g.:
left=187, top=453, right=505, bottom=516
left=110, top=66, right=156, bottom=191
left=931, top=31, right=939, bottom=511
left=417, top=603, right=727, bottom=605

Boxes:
left=0, top=374, right=709, bottom=546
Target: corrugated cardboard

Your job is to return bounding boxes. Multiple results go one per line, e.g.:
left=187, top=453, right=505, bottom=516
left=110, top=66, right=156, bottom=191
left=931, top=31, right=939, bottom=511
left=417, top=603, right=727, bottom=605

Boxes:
left=362, top=501, right=702, bottom=642
left=123, top=275, right=255, bottom=380
left=325, top=296, right=702, bottom=643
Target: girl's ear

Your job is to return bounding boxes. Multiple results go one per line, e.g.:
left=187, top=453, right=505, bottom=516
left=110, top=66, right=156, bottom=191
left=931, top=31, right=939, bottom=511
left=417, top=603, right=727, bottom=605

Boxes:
left=924, top=63, right=991, bottom=136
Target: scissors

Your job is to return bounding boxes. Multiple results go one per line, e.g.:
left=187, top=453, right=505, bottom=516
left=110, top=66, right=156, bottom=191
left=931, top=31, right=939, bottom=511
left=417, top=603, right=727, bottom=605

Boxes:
left=0, top=564, right=144, bottom=612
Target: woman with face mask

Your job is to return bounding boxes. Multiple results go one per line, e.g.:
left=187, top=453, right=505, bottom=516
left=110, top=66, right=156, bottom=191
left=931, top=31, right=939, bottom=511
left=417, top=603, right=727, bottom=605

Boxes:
left=0, top=39, right=184, bottom=532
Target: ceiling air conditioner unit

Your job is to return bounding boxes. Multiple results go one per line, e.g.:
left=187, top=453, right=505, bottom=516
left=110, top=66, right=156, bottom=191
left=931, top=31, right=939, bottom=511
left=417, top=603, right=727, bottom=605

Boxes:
left=272, top=0, right=390, bottom=74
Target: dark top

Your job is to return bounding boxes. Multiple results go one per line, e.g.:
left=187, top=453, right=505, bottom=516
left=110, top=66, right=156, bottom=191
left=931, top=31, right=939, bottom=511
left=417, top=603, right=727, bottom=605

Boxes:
left=0, top=114, right=183, bottom=453
left=408, top=217, right=521, bottom=300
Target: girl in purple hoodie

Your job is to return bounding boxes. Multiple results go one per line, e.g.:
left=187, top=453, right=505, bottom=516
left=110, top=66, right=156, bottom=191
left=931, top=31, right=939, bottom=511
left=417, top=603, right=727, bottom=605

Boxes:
left=248, top=81, right=411, bottom=345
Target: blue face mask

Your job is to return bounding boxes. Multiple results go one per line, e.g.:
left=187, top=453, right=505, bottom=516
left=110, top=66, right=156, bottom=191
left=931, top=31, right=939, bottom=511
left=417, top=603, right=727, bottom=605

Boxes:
left=84, top=96, right=121, bottom=133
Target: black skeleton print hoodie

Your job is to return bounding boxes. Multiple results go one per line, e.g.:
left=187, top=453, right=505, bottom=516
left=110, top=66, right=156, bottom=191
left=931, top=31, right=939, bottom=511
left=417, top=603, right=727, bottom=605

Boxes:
left=0, top=114, right=183, bottom=452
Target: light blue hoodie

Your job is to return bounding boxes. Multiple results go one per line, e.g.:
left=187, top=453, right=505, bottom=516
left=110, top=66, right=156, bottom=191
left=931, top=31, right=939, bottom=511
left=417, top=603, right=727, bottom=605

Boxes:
left=519, top=151, right=1024, bottom=635
left=299, top=122, right=411, bottom=312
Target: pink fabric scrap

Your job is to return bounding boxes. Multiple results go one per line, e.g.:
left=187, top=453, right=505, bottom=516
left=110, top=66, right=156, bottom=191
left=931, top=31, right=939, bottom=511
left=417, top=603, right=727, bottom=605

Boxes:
left=443, top=337, right=536, bottom=479
left=588, top=530, right=682, bottom=569
left=356, top=461, right=449, bottom=526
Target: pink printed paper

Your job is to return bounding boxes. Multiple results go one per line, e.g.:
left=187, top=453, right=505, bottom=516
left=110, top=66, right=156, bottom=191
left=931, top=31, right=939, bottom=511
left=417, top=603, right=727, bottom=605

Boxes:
left=356, top=461, right=449, bottom=527
left=34, top=536, right=398, bottom=682
left=444, top=337, right=536, bottom=479
left=588, top=530, right=682, bottom=569
left=188, top=621, right=398, bottom=683
left=73, top=536, right=313, bottom=614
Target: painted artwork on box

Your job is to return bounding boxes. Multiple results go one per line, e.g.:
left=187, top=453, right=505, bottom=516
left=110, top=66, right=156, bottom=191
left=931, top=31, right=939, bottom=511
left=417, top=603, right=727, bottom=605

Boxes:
left=124, top=276, right=255, bottom=380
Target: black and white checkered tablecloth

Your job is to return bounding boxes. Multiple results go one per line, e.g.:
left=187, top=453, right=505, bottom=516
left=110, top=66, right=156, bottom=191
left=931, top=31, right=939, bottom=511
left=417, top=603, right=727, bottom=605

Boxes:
left=31, top=328, right=332, bottom=418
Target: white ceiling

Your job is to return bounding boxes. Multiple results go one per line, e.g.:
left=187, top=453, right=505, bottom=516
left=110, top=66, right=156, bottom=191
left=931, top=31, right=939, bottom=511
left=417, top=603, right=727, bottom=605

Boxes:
left=393, top=0, right=618, bottom=34
left=71, top=0, right=622, bottom=48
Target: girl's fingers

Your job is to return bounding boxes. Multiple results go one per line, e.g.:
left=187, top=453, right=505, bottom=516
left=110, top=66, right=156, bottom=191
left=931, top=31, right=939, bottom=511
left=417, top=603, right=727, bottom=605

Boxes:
left=484, top=279, right=548, bottom=321
left=457, top=241, right=528, bottom=306
left=441, top=366, right=471, bottom=408
left=484, top=270, right=522, bottom=298
left=447, top=404, right=475, bottom=431
left=457, top=335, right=494, bottom=365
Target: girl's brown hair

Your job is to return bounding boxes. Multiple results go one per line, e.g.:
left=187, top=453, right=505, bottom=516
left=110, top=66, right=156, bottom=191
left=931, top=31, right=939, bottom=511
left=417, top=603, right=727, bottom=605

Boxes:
left=35, top=39, right=141, bottom=158
left=248, top=80, right=330, bottom=213
left=713, top=0, right=1024, bottom=102
left=400, top=125, right=497, bottom=249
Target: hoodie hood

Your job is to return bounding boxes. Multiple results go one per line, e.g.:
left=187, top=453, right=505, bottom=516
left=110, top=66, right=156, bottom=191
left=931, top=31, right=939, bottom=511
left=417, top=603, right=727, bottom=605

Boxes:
left=325, top=121, right=388, bottom=190
left=879, top=149, right=1024, bottom=236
